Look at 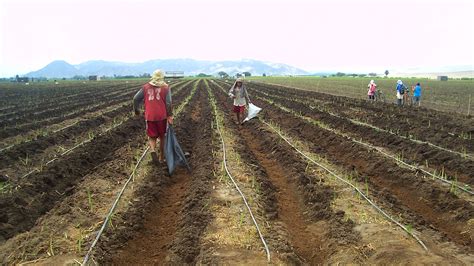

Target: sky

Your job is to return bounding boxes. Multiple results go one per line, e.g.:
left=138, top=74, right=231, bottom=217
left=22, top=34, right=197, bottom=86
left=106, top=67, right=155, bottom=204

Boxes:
left=0, top=0, right=473, bottom=77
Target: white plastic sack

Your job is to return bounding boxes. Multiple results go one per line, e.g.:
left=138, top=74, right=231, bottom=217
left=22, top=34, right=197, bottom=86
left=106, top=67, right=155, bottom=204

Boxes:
left=243, top=103, right=262, bottom=123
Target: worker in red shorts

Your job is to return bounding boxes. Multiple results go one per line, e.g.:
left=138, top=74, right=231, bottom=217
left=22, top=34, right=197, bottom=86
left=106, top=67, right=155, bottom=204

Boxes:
left=133, top=70, right=173, bottom=164
left=228, top=78, right=250, bottom=125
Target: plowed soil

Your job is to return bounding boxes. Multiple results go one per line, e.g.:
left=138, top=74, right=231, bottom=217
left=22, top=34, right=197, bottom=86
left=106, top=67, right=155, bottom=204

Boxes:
left=0, top=79, right=472, bottom=264
left=97, top=80, right=214, bottom=264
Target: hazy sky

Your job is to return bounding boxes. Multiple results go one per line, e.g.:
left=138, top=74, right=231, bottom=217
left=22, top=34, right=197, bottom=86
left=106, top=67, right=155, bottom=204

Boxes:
left=1, top=0, right=473, bottom=76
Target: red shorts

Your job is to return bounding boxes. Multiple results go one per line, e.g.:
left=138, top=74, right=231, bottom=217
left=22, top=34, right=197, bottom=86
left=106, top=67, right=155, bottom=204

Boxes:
left=146, top=120, right=167, bottom=138
left=233, top=105, right=245, bottom=113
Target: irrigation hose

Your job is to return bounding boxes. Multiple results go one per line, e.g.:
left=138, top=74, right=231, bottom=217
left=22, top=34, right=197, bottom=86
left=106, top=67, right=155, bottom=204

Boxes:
left=209, top=87, right=271, bottom=262
left=351, top=139, right=474, bottom=196
left=261, top=119, right=429, bottom=251
left=252, top=91, right=472, bottom=196
left=81, top=146, right=149, bottom=266
left=20, top=121, right=127, bottom=180
left=82, top=81, right=206, bottom=264
left=347, top=117, right=473, bottom=161
left=247, top=80, right=472, bottom=161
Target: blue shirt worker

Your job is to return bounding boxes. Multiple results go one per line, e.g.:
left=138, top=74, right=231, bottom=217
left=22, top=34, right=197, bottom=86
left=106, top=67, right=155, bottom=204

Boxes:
left=413, top=83, right=422, bottom=106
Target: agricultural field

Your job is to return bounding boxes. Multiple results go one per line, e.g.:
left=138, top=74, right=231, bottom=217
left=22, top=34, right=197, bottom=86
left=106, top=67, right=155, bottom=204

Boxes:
left=249, top=76, right=474, bottom=114
left=0, top=78, right=473, bottom=264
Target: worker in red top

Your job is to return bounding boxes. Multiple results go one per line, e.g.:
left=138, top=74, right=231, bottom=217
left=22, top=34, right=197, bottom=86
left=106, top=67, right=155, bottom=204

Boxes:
left=133, top=70, right=173, bottom=164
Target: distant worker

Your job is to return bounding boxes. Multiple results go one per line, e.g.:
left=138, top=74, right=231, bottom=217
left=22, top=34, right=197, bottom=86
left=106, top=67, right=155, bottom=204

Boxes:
left=396, top=80, right=406, bottom=106
left=403, top=84, right=411, bottom=106
left=413, top=82, right=422, bottom=106
left=367, top=80, right=377, bottom=100
left=133, top=69, right=173, bottom=164
left=228, top=78, right=251, bottom=125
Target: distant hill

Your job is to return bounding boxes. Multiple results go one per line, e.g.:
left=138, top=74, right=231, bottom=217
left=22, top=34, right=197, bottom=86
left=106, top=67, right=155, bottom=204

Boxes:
left=28, top=60, right=80, bottom=78
left=26, top=59, right=309, bottom=78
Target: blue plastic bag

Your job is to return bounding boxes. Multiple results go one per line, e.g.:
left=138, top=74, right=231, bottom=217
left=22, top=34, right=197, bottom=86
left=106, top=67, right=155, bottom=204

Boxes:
left=164, top=124, right=190, bottom=175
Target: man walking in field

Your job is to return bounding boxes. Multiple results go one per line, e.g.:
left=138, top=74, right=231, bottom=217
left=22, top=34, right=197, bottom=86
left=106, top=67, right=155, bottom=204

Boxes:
left=396, top=80, right=406, bottom=106
left=133, top=70, right=173, bottom=164
left=413, top=82, right=422, bottom=106
left=228, top=78, right=251, bottom=125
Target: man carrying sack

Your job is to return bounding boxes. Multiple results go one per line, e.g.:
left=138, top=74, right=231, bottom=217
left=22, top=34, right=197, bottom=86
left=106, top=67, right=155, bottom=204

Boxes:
left=133, top=69, right=173, bottom=164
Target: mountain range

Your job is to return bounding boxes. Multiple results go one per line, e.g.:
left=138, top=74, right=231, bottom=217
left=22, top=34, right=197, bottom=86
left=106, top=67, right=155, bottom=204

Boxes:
left=25, top=59, right=309, bottom=78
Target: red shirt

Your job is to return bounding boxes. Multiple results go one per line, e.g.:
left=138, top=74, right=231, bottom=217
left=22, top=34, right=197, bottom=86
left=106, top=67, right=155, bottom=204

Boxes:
left=143, top=83, right=169, bottom=121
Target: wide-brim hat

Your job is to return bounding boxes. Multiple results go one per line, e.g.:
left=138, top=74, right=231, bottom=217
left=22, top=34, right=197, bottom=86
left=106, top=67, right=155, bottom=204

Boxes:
left=149, top=69, right=167, bottom=87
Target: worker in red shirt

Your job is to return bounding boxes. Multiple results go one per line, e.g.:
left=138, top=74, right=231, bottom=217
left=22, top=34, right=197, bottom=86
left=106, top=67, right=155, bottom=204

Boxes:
left=133, top=70, right=173, bottom=164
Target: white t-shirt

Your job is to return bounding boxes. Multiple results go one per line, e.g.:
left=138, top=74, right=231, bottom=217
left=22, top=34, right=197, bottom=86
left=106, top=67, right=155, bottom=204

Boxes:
left=233, top=87, right=247, bottom=106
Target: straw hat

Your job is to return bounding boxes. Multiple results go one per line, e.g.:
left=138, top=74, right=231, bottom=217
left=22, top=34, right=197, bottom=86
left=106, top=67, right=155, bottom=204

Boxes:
left=236, top=78, right=243, bottom=83
left=149, top=69, right=167, bottom=87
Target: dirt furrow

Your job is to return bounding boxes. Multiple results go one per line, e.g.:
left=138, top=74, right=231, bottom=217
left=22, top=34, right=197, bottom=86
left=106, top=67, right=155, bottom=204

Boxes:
left=97, top=80, right=214, bottom=264
left=246, top=81, right=474, bottom=154
left=209, top=81, right=361, bottom=263
left=0, top=80, right=194, bottom=174
left=246, top=86, right=473, bottom=186
left=0, top=82, right=193, bottom=243
left=0, top=84, right=134, bottom=128
left=0, top=117, right=144, bottom=242
left=241, top=87, right=473, bottom=251
left=0, top=82, right=135, bottom=120
left=0, top=92, right=134, bottom=140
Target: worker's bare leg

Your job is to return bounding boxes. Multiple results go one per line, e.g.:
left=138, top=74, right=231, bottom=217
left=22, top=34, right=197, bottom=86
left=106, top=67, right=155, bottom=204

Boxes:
left=159, top=135, right=165, bottom=161
left=236, top=112, right=240, bottom=124
left=149, top=137, right=159, bottom=163
left=149, top=137, right=157, bottom=152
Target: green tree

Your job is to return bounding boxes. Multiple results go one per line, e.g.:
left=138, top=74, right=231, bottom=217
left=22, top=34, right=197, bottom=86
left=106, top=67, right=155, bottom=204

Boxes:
left=197, top=73, right=211, bottom=77
left=243, top=71, right=252, bottom=77
left=218, top=71, right=228, bottom=78
left=385, top=70, right=389, bottom=77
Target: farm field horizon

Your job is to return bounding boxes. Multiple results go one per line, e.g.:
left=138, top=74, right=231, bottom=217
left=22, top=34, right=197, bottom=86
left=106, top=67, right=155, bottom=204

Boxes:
left=0, top=78, right=472, bottom=264
left=249, top=76, right=474, bottom=115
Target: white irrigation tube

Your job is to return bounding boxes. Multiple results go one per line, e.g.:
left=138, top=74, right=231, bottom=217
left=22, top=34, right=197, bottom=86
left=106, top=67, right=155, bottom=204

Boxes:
left=347, top=117, right=473, bottom=161
left=351, top=139, right=474, bottom=196
left=53, top=121, right=80, bottom=133
left=252, top=92, right=473, bottom=196
left=20, top=121, right=126, bottom=179
left=0, top=120, right=79, bottom=154
left=261, top=119, right=429, bottom=251
left=82, top=146, right=149, bottom=266
left=82, top=80, right=198, bottom=265
left=242, top=81, right=473, bottom=161
left=0, top=144, right=14, bottom=153
left=208, top=85, right=271, bottom=262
